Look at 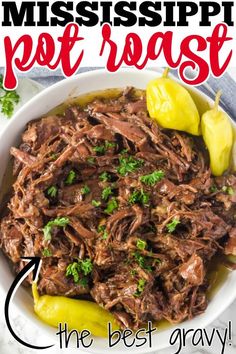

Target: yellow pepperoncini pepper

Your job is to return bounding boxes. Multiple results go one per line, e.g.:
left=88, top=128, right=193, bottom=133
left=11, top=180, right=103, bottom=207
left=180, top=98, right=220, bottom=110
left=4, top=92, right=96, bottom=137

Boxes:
left=146, top=68, right=200, bottom=135
left=201, top=91, right=233, bottom=176
left=32, top=282, right=119, bottom=337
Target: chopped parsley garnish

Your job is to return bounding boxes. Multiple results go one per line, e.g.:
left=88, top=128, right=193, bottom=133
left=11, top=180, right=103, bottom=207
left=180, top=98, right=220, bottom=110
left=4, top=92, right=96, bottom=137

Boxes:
left=66, top=262, right=80, bottom=283
left=81, top=185, right=90, bottom=195
left=0, top=75, right=20, bottom=118
left=47, top=185, right=57, bottom=198
left=87, top=157, right=95, bottom=164
left=66, top=258, right=93, bottom=285
left=117, top=156, right=144, bottom=176
left=50, top=153, right=58, bottom=160
left=92, top=200, right=101, bottom=207
left=154, top=258, right=161, bottom=264
left=65, top=170, right=76, bottom=185
left=166, top=218, right=180, bottom=233
left=97, top=224, right=106, bottom=233
left=129, top=189, right=149, bottom=206
left=222, top=186, right=234, bottom=195
left=134, top=279, right=146, bottom=297
left=102, top=186, right=113, bottom=201
left=93, top=141, right=116, bottom=155
left=42, top=248, right=52, bottom=257
left=136, top=238, right=147, bottom=251
left=133, top=251, right=146, bottom=268
left=132, top=251, right=152, bottom=272
left=43, top=217, right=70, bottom=241
left=130, top=269, right=137, bottom=276
left=228, top=187, right=234, bottom=196
left=80, top=258, right=93, bottom=275
left=210, top=185, right=218, bottom=193
left=104, top=197, right=118, bottom=214
left=102, top=230, right=108, bottom=239
left=93, top=145, right=106, bottom=154
left=79, top=278, right=88, bottom=287
left=140, top=170, right=165, bottom=186
left=99, top=171, right=111, bottom=182
left=120, top=149, right=128, bottom=154
left=105, top=141, right=116, bottom=149
left=97, top=224, right=108, bottom=239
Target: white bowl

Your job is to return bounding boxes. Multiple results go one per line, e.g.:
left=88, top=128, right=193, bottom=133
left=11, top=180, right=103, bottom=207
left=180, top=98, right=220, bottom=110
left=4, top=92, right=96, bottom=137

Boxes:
left=0, top=68, right=236, bottom=353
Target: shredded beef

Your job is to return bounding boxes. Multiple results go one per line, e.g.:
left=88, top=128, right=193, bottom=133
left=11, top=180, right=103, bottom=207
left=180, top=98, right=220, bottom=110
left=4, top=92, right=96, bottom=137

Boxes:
left=0, top=87, right=236, bottom=329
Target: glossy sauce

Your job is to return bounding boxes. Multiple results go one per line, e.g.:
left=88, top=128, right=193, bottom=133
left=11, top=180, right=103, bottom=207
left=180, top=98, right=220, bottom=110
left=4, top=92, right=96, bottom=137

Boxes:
left=48, top=88, right=145, bottom=116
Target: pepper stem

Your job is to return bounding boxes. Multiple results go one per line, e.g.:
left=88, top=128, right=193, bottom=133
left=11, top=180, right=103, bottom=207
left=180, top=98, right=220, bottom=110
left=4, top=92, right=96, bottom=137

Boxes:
left=162, top=67, right=170, bottom=78
left=32, top=281, right=39, bottom=303
left=214, top=91, right=222, bottom=112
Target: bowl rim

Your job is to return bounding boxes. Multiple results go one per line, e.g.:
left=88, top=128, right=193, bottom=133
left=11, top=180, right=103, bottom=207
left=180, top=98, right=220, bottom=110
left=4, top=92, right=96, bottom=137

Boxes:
left=0, top=67, right=228, bottom=139
left=0, top=67, right=236, bottom=354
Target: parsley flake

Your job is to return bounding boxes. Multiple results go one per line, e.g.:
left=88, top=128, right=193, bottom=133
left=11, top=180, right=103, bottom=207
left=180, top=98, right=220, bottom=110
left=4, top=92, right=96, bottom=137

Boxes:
left=80, top=258, right=93, bottom=275
left=132, top=251, right=153, bottom=272
left=97, top=224, right=106, bottom=233
left=43, top=217, right=70, bottom=241
left=210, top=185, right=218, bottom=193
left=81, top=185, right=90, bottom=195
left=66, top=258, right=93, bottom=285
left=0, top=75, right=20, bottom=118
left=42, top=248, right=52, bottom=257
left=92, top=200, right=101, bottom=207
left=99, top=171, right=111, bottom=182
left=117, top=156, right=144, bottom=176
left=136, top=239, right=147, bottom=250
left=93, top=145, right=106, bottom=154
left=50, top=153, right=58, bottom=160
left=134, top=279, right=146, bottom=297
left=87, top=157, right=95, bottom=164
left=129, top=189, right=149, bottom=206
left=102, top=230, right=108, bottom=239
left=78, top=278, right=88, bottom=287
left=97, top=224, right=108, bottom=239
left=47, top=186, right=57, bottom=198
left=166, top=218, right=180, bottom=233
left=140, top=170, right=165, bottom=186
left=102, top=186, right=113, bottom=201
left=104, top=197, right=118, bottom=214
left=93, top=141, right=116, bottom=155
left=65, top=170, right=76, bottom=185
left=222, top=186, right=234, bottom=195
